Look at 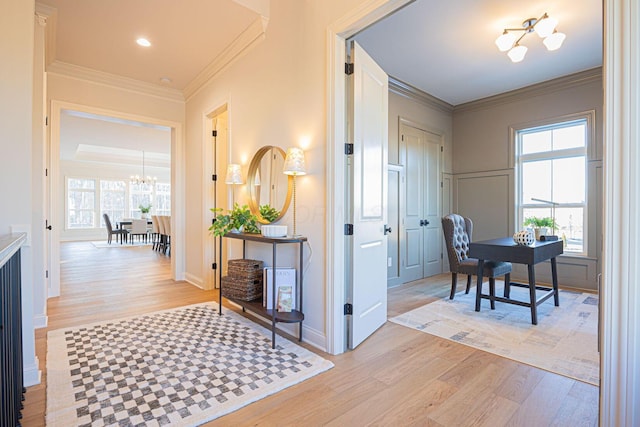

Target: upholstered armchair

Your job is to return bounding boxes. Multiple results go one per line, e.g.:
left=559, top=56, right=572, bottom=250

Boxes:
left=441, top=213, right=512, bottom=301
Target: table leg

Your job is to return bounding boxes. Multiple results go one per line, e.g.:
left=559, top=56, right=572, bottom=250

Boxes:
left=551, top=256, right=560, bottom=306
left=527, top=264, right=538, bottom=325
left=475, top=259, right=484, bottom=311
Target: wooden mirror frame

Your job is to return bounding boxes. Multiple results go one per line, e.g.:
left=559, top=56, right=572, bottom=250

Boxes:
left=247, top=145, right=293, bottom=224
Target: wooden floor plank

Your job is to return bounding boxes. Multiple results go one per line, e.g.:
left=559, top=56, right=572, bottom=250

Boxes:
left=21, top=241, right=599, bottom=426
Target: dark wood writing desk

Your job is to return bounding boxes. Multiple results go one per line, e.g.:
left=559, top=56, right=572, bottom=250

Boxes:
left=469, top=237, right=563, bottom=325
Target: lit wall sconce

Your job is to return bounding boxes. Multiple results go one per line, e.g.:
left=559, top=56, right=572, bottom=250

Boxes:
left=495, top=13, right=566, bottom=63
left=225, top=163, right=243, bottom=206
left=283, top=147, right=306, bottom=236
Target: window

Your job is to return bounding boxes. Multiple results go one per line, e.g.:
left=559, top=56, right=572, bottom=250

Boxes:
left=100, top=180, right=127, bottom=227
left=67, top=178, right=96, bottom=229
left=155, top=183, right=171, bottom=216
left=516, top=119, right=588, bottom=254
left=130, top=182, right=153, bottom=219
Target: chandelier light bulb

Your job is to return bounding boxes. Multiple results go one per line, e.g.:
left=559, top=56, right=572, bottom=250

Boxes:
left=534, top=16, right=558, bottom=38
left=495, top=31, right=517, bottom=52
left=543, top=31, right=566, bottom=51
left=507, top=44, right=528, bottom=63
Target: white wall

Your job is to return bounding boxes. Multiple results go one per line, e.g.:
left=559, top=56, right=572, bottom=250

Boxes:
left=0, top=0, right=40, bottom=386
left=452, top=69, right=603, bottom=290
left=184, top=0, right=367, bottom=350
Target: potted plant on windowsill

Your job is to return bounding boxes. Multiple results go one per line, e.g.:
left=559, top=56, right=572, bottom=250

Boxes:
left=209, top=203, right=260, bottom=237
left=139, top=204, right=152, bottom=219
left=524, top=216, right=557, bottom=240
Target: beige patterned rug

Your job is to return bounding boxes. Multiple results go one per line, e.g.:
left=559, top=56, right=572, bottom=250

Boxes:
left=390, top=286, right=599, bottom=385
left=47, top=303, right=333, bottom=426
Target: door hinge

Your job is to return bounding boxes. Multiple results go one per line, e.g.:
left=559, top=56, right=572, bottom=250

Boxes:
left=212, top=263, right=217, bottom=270
left=441, top=181, right=443, bottom=188
left=212, top=130, right=217, bottom=137
left=345, top=63, right=354, bottom=75
left=344, top=303, right=353, bottom=315
left=212, top=174, right=217, bottom=181
left=345, top=143, right=354, bottom=155
left=441, top=146, right=443, bottom=152
left=45, top=168, right=48, bottom=177
left=212, top=218, right=217, bottom=225
left=45, top=270, right=49, bottom=279
left=344, top=224, right=354, bottom=235
left=45, top=116, right=48, bottom=126
left=401, top=134, right=404, bottom=141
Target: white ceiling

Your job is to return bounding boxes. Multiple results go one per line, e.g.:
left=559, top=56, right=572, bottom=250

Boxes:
left=355, top=0, right=602, bottom=105
left=43, top=0, right=602, bottom=157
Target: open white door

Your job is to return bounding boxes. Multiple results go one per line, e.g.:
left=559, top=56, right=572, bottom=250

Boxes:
left=347, top=41, right=388, bottom=349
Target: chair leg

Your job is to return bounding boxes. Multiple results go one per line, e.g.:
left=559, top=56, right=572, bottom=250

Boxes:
left=489, top=277, right=496, bottom=310
left=450, top=273, right=458, bottom=299
left=465, top=275, right=472, bottom=294
left=504, top=273, right=511, bottom=298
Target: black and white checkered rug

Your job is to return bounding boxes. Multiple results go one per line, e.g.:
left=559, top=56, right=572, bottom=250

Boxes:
left=46, top=303, right=333, bottom=426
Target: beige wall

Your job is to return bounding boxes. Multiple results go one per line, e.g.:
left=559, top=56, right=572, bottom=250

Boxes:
left=0, top=0, right=40, bottom=385
left=184, top=0, right=365, bottom=349
left=451, top=69, right=603, bottom=290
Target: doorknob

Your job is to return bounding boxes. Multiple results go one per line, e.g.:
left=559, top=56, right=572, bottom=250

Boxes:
left=45, top=220, right=52, bottom=231
left=384, top=225, right=392, bottom=235
left=419, top=220, right=424, bottom=226
left=423, top=219, right=430, bottom=226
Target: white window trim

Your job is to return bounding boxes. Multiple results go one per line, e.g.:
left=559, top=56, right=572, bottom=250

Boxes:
left=65, top=176, right=97, bottom=230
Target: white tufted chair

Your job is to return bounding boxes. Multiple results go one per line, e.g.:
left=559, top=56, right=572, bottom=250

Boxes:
left=441, top=213, right=512, bottom=301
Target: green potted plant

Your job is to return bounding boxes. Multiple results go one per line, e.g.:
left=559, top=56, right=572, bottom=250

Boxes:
left=139, top=203, right=152, bottom=218
left=209, top=203, right=260, bottom=237
left=524, top=216, right=557, bottom=240
left=259, top=204, right=280, bottom=223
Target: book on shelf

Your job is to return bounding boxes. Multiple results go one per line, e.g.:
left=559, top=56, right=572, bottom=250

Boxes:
left=277, top=286, right=293, bottom=312
left=263, top=267, right=296, bottom=310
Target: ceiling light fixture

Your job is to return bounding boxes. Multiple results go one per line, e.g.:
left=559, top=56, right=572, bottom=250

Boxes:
left=136, top=38, right=151, bottom=47
left=495, top=13, right=566, bottom=63
left=131, top=151, right=157, bottom=186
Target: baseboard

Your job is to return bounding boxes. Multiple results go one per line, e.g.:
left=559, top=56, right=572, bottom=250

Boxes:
left=184, top=272, right=204, bottom=289
left=23, top=358, right=42, bottom=387
left=33, top=313, right=48, bottom=329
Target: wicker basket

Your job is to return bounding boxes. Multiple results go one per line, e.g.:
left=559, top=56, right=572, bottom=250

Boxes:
left=228, top=259, right=264, bottom=279
left=221, top=275, right=263, bottom=301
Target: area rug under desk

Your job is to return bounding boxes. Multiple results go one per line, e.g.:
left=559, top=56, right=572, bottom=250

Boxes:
left=46, top=303, right=333, bottom=426
left=390, top=286, right=599, bottom=386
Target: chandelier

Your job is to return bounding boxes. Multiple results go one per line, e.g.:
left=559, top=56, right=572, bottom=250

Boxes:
left=495, top=13, right=566, bottom=63
left=130, top=150, right=157, bottom=185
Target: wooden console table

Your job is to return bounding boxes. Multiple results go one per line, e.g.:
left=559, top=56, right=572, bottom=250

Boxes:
left=218, top=232, right=307, bottom=348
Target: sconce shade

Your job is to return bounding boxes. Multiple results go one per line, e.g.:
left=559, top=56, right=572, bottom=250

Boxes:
left=225, top=163, right=243, bottom=184
left=283, top=147, right=307, bottom=176
left=534, top=16, right=558, bottom=38
left=495, top=31, right=517, bottom=52
left=543, top=31, right=566, bottom=51
left=507, top=44, right=528, bottom=63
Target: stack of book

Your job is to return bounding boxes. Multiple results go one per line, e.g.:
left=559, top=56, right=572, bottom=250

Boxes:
left=263, top=267, right=296, bottom=312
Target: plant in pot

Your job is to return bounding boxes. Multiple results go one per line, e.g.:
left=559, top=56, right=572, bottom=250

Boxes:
left=209, top=203, right=260, bottom=237
left=524, top=216, right=557, bottom=240
left=139, top=204, right=152, bottom=219
left=259, top=204, right=280, bottom=223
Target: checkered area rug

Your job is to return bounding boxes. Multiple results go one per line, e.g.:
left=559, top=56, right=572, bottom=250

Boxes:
left=46, top=303, right=333, bottom=426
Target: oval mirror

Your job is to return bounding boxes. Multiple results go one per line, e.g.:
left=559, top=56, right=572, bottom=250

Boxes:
left=247, top=146, right=292, bottom=224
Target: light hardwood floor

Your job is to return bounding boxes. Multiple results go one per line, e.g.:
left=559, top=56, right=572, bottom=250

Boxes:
left=22, top=242, right=598, bottom=426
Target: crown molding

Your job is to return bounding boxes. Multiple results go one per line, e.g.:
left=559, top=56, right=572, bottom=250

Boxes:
left=184, top=15, right=269, bottom=101
left=47, top=61, right=185, bottom=103
left=454, top=67, right=603, bottom=114
left=35, top=2, right=57, bottom=67
left=389, top=76, right=454, bottom=113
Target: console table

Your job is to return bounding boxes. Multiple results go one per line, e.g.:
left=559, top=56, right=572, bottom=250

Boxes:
left=218, top=233, right=306, bottom=348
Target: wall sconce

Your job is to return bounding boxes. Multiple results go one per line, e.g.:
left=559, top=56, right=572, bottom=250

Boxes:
left=225, top=163, right=243, bottom=206
left=283, top=147, right=306, bottom=236
left=495, top=13, right=566, bottom=63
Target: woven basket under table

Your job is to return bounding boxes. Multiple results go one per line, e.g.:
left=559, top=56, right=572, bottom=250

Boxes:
left=227, top=259, right=264, bottom=279
left=221, top=275, right=263, bottom=301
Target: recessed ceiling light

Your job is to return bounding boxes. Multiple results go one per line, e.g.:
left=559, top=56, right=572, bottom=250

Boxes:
left=136, top=38, right=151, bottom=47
left=159, top=77, right=172, bottom=85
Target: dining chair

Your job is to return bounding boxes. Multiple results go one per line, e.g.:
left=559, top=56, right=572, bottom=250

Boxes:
left=151, top=215, right=160, bottom=250
left=103, top=213, right=128, bottom=244
left=161, top=216, right=171, bottom=255
left=130, top=219, right=149, bottom=244
left=441, top=213, right=512, bottom=303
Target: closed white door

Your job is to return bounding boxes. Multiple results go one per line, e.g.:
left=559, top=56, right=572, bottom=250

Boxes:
left=347, top=41, right=388, bottom=349
left=400, top=122, right=442, bottom=281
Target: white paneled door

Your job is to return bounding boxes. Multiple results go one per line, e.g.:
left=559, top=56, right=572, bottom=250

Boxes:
left=347, top=41, right=389, bottom=349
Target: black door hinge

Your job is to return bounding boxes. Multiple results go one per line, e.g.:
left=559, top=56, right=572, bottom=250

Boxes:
left=212, top=218, right=217, bottom=225
left=212, top=130, right=217, bottom=137
left=344, top=224, right=354, bottom=235
left=345, top=63, right=354, bottom=75
left=345, top=143, right=354, bottom=155
left=212, top=174, right=217, bottom=181
left=45, top=116, right=48, bottom=126
left=45, top=270, right=49, bottom=279
left=344, top=303, right=353, bottom=315
left=212, top=263, right=217, bottom=270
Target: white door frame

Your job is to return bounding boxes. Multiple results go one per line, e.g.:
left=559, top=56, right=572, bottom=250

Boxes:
left=48, top=100, right=185, bottom=298
left=325, top=0, right=413, bottom=354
